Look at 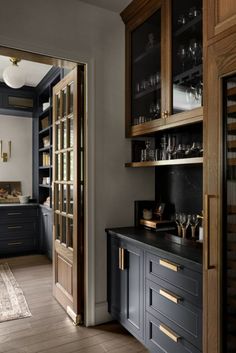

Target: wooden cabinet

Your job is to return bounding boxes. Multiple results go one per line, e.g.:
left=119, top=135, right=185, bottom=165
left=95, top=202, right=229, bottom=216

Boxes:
left=205, top=0, right=236, bottom=42
left=107, top=233, right=144, bottom=342
left=107, top=229, right=202, bottom=353
left=40, top=206, right=53, bottom=260
left=0, top=205, right=39, bottom=256
left=203, top=31, right=236, bottom=353
left=121, top=0, right=203, bottom=138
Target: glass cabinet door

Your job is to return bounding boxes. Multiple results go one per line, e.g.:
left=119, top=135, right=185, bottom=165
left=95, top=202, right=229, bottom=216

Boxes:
left=131, top=8, right=162, bottom=127
left=172, top=0, right=203, bottom=114
left=223, top=75, right=236, bottom=353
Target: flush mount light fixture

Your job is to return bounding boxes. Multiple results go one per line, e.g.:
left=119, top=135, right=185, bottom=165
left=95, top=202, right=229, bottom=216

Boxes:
left=3, top=57, right=25, bottom=89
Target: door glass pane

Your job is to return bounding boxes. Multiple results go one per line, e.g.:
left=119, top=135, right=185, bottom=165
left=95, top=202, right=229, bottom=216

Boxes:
left=69, top=82, right=74, bottom=114
left=54, top=184, right=61, bottom=211
left=69, top=118, right=74, bottom=147
left=61, top=216, right=66, bottom=244
left=69, top=185, right=73, bottom=215
left=224, top=75, right=236, bottom=353
left=56, top=123, right=60, bottom=151
left=55, top=214, right=60, bottom=240
left=172, top=0, right=203, bottom=114
left=69, top=151, right=74, bottom=181
left=62, top=152, right=67, bottom=181
left=62, top=89, right=67, bottom=117
left=62, top=184, right=67, bottom=213
left=68, top=218, right=73, bottom=248
left=61, top=120, right=67, bottom=149
left=131, top=9, right=161, bottom=126
left=56, top=94, right=60, bottom=120
left=56, top=154, right=61, bottom=181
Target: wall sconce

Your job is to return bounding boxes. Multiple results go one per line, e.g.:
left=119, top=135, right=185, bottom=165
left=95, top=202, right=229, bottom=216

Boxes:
left=0, top=140, right=12, bottom=162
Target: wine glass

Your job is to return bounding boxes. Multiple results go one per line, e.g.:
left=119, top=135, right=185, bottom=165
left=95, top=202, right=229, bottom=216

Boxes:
left=175, top=213, right=182, bottom=236
left=189, top=214, right=199, bottom=239
left=179, top=213, right=190, bottom=238
left=188, top=39, right=202, bottom=66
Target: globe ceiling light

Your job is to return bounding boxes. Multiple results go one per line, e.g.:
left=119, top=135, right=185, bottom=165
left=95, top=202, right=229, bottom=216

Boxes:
left=3, top=57, right=25, bottom=89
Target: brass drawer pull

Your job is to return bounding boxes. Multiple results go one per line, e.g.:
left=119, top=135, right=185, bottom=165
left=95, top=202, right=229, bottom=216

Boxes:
left=159, top=288, right=182, bottom=304
left=119, top=247, right=125, bottom=271
left=159, top=324, right=181, bottom=343
left=8, top=225, right=23, bottom=229
left=7, top=212, right=22, bottom=216
left=159, top=259, right=181, bottom=272
left=8, top=242, right=23, bottom=246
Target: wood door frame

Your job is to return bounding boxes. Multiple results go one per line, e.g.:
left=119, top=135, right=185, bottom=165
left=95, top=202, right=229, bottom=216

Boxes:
left=203, top=31, right=236, bottom=353
left=0, top=45, right=88, bottom=325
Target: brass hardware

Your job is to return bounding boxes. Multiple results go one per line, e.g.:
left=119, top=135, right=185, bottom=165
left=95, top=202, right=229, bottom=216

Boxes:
left=159, top=258, right=180, bottom=272
left=205, top=194, right=215, bottom=270
left=119, top=247, right=125, bottom=271
left=8, top=242, right=23, bottom=246
left=159, top=324, right=181, bottom=343
left=8, top=225, right=22, bottom=229
left=0, top=140, right=12, bottom=162
left=8, top=212, right=22, bottom=216
left=159, top=289, right=182, bottom=304
left=162, top=110, right=169, bottom=119
left=10, top=57, right=21, bottom=66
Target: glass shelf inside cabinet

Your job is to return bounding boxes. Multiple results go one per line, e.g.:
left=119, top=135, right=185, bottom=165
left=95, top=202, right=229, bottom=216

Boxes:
left=172, top=0, right=203, bottom=115
left=223, top=75, right=236, bottom=353
left=131, top=9, right=161, bottom=127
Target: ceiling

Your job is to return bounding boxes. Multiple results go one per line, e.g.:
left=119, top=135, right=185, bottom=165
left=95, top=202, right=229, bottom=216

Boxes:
left=0, top=56, right=53, bottom=88
left=79, top=0, right=132, bottom=13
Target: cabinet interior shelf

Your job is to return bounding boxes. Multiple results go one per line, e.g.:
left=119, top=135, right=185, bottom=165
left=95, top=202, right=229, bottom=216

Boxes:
left=173, top=65, right=202, bottom=86
left=39, top=146, right=52, bottom=152
left=39, top=126, right=51, bottom=135
left=125, top=157, right=203, bottom=168
left=228, top=104, right=236, bottom=117
left=134, top=83, right=161, bottom=100
left=228, top=205, right=236, bottom=214
left=133, top=44, right=160, bottom=64
left=228, top=123, right=236, bottom=134
left=39, top=165, right=52, bottom=169
left=39, top=184, right=51, bottom=189
left=228, top=87, right=236, bottom=99
left=39, top=107, right=51, bottom=118
left=174, top=15, right=202, bottom=37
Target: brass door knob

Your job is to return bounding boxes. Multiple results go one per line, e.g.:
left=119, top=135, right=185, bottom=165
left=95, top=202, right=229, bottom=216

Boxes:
left=162, top=110, right=169, bottom=118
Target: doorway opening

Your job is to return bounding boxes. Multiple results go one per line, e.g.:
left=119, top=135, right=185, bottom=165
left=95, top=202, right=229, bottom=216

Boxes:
left=0, top=46, right=86, bottom=325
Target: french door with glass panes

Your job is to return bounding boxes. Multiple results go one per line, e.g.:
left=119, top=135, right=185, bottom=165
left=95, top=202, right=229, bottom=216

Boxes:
left=52, top=66, right=84, bottom=324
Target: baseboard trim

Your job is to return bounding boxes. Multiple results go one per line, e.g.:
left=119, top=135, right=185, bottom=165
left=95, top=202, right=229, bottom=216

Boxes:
left=95, top=301, right=112, bottom=325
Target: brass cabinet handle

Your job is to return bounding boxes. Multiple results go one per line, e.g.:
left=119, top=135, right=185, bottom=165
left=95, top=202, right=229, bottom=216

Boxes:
left=7, top=225, right=23, bottom=229
left=205, top=194, right=216, bottom=270
left=119, top=247, right=125, bottom=271
left=162, top=110, right=169, bottom=118
left=159, top=288, right=182, bottom=304
left=7, top=212, right=22, bottom=216
left=159, top=258, right=181, bottom=272
left=159, top=324, right=181, bottom=343
left=8, top=242, right=23, bottom=246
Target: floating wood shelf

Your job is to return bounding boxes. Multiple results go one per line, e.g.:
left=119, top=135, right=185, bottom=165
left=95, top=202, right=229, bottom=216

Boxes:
left=125, top=157, right=203, bottom=168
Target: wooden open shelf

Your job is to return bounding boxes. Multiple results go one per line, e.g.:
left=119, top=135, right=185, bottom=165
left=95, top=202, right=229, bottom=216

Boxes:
left=228, top=158, right=236, bottom=166
left=228, top=122, right=236, bottom=134
left=228, top=104, right=236, bottom=117
left=228, top=205, right=236, bottom=214
left=228, top=140, right=236, bottom=150
left=125, top=157, right=203, bottom=168
left=228, top=87, right=236, bottom=98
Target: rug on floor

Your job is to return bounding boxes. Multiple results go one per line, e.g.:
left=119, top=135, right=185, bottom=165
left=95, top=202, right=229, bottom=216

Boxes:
left=0, top=263, right=32, bottom=322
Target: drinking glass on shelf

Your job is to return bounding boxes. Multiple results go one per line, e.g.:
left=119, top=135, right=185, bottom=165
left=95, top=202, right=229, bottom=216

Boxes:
left=177, top=13, right=187, bottom=26
left=175, top=213, right=182, bottom=236
left=188, top=6, right=201, bottom=20
left=177, top=44, right=187, bottom=71
left=179, top=213, right=190, bottom=238
left=188, top=39, right=202, bottom=66
left=189, top=214, right=199, bottom=239
left=155, top=72, right=161, bottom=85
left=160, top=135, right=167, bottom=160
left=167, top=135, right=176, bottom=160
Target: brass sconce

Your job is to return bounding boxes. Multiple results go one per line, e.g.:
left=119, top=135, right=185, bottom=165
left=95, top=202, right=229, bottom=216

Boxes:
left=0, top=140, right=12, bottom=162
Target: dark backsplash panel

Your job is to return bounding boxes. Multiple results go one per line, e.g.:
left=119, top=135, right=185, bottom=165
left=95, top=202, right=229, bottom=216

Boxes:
left=155, top=165, right=203, bottom=216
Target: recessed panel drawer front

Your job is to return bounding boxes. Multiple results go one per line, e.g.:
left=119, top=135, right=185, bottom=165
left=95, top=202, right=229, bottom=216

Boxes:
left=0, top=222, right=36, bottom=237
left=0, top=237, right=37, bottom=254
left=146, top=279, right=202, bottom=349
left=0, top=207, right=38, bottom=223
left=146, top=312, right=201, bottom=353
left=146, top=251, right=202, bottom=307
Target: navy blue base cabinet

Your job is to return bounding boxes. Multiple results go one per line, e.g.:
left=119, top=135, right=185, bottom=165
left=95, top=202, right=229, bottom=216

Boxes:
left=107, top=228, right=202, bottom=353
left=40, top=205, right=53, bottom=261
left=0, top=205, right=39, bottom=256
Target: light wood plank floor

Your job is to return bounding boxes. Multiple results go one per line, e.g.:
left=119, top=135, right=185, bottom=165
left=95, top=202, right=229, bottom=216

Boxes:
left=0, top=255, right=148, bottom=353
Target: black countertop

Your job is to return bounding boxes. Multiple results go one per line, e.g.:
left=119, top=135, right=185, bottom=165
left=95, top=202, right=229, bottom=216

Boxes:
left=106, top=227, right=202, bottom=266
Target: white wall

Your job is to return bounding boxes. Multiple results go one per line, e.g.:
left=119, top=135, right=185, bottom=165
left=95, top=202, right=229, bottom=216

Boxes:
left=0, top=0, right=155, bottom=325
left=0, top=115, right=32, bottom=196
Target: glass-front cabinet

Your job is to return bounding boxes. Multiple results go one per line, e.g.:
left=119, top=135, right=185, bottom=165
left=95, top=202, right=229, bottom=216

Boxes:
left=122, top=0, right=203, bottom=137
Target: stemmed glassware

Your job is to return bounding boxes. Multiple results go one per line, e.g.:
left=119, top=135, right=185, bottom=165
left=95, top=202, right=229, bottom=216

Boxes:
left=175, top=213, right=182, bottom=236
left=189, top=214, right=199, bottom=238
left=179, top=213, right=191, bottom=238
left=177, top=44, right=187, bottom=71
left=188, top=38, right=202, bottom=66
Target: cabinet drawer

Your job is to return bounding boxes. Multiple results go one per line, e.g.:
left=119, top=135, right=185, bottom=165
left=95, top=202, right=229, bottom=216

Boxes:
left=146, top=279, right=202, bottom=349
left=146, top=312, right=201, bottom=353
left=0, top=222, right=37, bottom=237
left=0, top=237, right=37, bottom=255
left=146, top=251, right=202, bottom=307
left=0, top=207, right=38, bottom=223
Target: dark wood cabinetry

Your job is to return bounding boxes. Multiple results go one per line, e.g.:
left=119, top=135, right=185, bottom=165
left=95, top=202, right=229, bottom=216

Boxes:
left=107, top=229, right=202, bottom=353
left=0, top=205, right=39, bottom=256
left=40, top=206, right=53, bottom=261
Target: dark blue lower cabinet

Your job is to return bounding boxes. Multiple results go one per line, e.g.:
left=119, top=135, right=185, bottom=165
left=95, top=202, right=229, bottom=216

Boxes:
left=40, top=206, right=53, bottom=260
left=107, top=235, right=144, bottom=342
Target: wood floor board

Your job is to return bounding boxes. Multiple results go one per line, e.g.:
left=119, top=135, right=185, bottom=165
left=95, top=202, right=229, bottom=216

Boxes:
left=0, top=255, right=148, bottom=353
